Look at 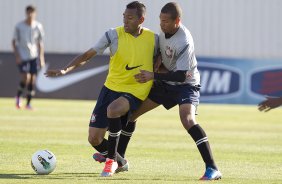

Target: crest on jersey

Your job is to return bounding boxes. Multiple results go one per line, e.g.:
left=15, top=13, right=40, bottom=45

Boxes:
left=165, top=46, right=173, bottom=59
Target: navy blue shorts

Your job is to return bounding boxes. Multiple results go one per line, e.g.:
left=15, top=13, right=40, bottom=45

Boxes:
left=18, top=59, right=38, bottom=74
left=89, top=86, right=142, bottom=128
left=148, top=81, right=200, bottom=110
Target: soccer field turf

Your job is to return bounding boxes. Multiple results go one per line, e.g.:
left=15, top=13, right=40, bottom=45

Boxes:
left=0, top=98, right=281, bottom=184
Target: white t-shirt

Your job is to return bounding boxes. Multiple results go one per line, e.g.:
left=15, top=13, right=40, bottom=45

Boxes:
left=13, top=20, right=44, bottom=61
left=159, top=23, right=200, bottom=86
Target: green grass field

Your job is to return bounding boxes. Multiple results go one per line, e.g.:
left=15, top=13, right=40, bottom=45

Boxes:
left=0, top=98, right=281, bottom=184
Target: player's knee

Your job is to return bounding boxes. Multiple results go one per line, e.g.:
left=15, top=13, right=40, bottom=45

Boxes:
left=107, top=103, right=122, bottom=118
left=180, top=115, right=196, bottom=130
left=88, top=135, right=103, bottom=147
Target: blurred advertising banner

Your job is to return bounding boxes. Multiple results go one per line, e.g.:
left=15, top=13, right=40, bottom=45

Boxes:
left=197, top=57, right=282, bottom=104
left=1, top=52, right=281, bottom=104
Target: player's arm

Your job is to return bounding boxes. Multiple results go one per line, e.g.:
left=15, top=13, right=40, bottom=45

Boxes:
left=45, top=29, right=114, bottom=77
left=45, top=48, right=97, bottom=77
left=135, top=70, right=186, bottom=83
left=12, top=26, right=21, bottom=65
left=38, top=41, right=45, bottom=68
left=37, top=24, right=45, bottom=68
left=135, top=43, right=189, bottom=83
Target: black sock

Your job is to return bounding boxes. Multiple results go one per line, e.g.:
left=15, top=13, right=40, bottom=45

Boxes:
left=26, top=83, right=34, bottom=106
left=107, top=117, right=122, bottom=161
left=118, top=121, right=136, bottom=158
left=17, top=81, right=25, bottom=97
left=188, top=124, right=217, bottom=170
left=93, top=138, right=108, bottom=157
left=93, top=138, right=126, bottom=165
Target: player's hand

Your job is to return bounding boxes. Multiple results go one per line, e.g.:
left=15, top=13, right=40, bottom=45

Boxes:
left=258, top=96, right=282, bottom=112
left=134, top=70, right=154, bottom=83
left=45, top=69, right=66, bottom=77
left=154, top=55, right=162, bottom=72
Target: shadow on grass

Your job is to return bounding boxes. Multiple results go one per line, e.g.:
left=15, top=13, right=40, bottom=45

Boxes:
left=0, top=173, right=196, bottom=182
left=0, top=173, right=100, bottom=180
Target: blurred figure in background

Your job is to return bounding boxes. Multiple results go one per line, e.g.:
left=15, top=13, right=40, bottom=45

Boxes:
left=258, top=96, right=282, bottom=112
left=12, top=5, right=45, bottom=110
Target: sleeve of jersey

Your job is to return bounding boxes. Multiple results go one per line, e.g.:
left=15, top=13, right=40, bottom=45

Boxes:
left=92, top=29, right=117, bottom=55
left=153, top=34, right=160, bottom=57
left=175, top=44, right=190, bottom=70
left=154, top=71, right=187, bottom=82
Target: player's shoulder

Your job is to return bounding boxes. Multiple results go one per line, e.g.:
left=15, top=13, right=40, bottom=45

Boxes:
left=15, top=20, right=25, bottom=28
left=142, top=27, right=153, bottom=32
left=34, top=21, right=43, bottom=29
left=106, top=27, right=118, bottom=38
left=176, top=24, right=194, bottom=44
left=142, top=27, right=157, bottom=35
left=178, top=24, right=192, bottom=37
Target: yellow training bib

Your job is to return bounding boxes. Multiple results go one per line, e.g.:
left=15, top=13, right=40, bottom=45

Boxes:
left=104, top=27, right=155, bottom=100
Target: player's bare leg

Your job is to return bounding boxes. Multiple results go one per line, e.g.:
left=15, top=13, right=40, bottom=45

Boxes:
left=101, top=97, right=130, bottom=177
left=26, top=73, right=36, bottom=109
left=88, top=127, right=108, bottom=162
left=16, top=73, right=29, bottom=109
left=129, top=98, right=160, bottom=122
left=115, top=98, right=159, bottom=173
left=179, top=104, right=221, bottom=180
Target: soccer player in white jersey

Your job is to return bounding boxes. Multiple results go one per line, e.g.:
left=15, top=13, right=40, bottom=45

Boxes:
left=12, top=5, right=45, bottom=109
left=92, top=2, right=222, bottom=180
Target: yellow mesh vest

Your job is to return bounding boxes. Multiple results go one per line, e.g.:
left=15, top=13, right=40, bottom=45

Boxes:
left=104, top=27, right=154, bottom=100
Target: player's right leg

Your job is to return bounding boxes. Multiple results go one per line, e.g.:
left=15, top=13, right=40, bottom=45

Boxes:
left=115, top=98, right=159, bottom=173
left=88, top=127, right=108, bottom=161
left=89, top=86, right=128, bottom=176
left=88, top=86, right=115, bottom=163
left=26, top=59, right=38, bottom=109
left=117, top=98, right=159, bottom=156
left=16, top=61, right=30, bottom=109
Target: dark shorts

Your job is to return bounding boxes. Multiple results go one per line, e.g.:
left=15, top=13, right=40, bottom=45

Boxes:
left=18, top=59, right=38, bottom=74
left=148, top=81, right=200, bottom=110
left=89, top=86, right=142, bottom=128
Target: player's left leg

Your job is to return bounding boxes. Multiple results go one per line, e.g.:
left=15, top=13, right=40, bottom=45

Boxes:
left=115, top=98, right=159, bottom=173
left=179, top=104, right=221, bottom=180
left=101, top=96, right=131, bottom=177
left=16, top=62, right=29, bottom=109
left=118, top=98, right=160, bottom=158
left=26, top=59, right=38, bottom=109
left=26, top=73, right=36, bottom=109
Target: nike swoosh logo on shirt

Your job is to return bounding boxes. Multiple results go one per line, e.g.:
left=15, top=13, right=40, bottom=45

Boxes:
left=125, top=64, right=143, bottom=70
left=36, top=64, right=108, bottom=92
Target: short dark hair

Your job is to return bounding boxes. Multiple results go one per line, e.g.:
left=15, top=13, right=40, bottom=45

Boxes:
left=26, top=5, right=36, bottom=13
left=126, top=1, right=146, bottom=18
left=161, top=2, right=182, bottom=20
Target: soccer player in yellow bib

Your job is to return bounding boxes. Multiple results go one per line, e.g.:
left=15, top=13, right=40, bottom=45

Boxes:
left=45, top=1, right=158, bottom=177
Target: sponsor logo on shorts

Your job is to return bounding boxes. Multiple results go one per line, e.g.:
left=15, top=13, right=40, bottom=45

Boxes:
left=90, top=114, right=96, bottom=123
